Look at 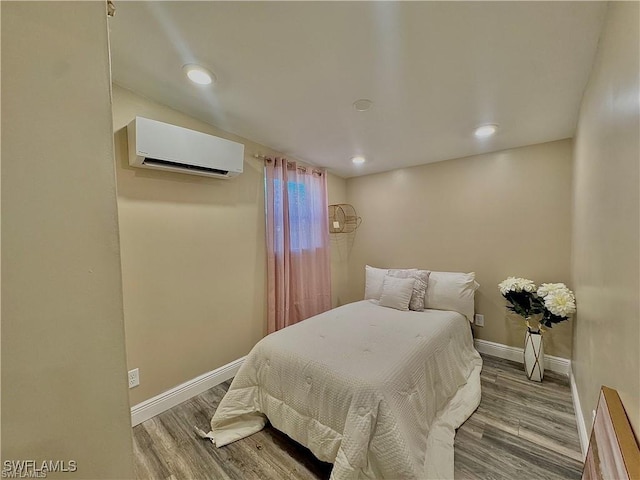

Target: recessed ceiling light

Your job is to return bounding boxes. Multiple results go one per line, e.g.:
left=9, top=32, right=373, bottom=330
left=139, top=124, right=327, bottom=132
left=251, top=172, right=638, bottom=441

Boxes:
left=474, top=124, right=498, bottom=138
left=183, top=64, right=215, bottom=85
left=353, top=99, right=373, bottom=112
left=351, top=156, right=366, bottom=165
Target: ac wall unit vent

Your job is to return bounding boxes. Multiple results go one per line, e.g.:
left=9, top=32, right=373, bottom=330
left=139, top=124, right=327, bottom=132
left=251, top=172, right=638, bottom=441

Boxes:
left=127, top=116, right=244, bottom=179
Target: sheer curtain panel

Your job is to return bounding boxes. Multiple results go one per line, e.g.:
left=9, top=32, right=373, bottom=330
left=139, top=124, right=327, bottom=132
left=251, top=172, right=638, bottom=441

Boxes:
left=264, top=158, right=331, bottom=333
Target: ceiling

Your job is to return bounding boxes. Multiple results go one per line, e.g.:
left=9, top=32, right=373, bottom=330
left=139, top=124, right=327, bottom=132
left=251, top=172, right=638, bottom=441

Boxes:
left=109, top=2, right=607, bottom=178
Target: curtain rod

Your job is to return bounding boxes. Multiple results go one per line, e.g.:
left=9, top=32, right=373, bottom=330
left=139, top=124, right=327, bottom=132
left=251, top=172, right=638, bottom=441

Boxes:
left=254, top=154, right=324, bottom=176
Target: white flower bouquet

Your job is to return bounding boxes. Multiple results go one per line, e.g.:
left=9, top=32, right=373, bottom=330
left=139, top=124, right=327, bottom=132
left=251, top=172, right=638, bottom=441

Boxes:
left=498, top=277, right=576, bottom=332
left=537, top=283, right=577, bottom=324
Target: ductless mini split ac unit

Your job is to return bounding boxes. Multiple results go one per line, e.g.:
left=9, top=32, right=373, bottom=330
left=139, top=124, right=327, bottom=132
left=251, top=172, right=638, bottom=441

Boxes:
left=127, top=116, right=244, bottom=179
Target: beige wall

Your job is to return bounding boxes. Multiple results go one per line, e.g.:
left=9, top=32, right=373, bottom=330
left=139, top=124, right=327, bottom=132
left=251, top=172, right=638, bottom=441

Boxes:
left=112, top=85, right=345, bottom=405
left=345, top=140, right=574, bottom=358
left=327, top=177, right=350, bottom=307
left=1, top=3, right=134, bottom=478
left=571, top=2, right=640, bottom=438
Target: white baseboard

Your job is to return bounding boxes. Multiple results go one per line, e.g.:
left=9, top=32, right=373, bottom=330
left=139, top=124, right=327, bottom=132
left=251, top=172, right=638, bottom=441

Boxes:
left=131, top=342, right=572, bottom=427
left=131, top=356, right=245, bottom=427
left=473, top=339, right=571, bottom=376
left=570, top=367, right=589, bottom=459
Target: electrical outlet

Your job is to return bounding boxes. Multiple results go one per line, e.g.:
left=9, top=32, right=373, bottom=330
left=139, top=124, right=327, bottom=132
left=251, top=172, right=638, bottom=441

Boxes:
left=474, top=314, right=485, bottom=327
left=128, top=368, right=139, bottom=389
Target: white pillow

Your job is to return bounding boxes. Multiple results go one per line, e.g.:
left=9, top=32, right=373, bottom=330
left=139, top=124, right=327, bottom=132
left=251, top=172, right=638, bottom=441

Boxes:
left=364, top=265, right=389, bottom=301
left=425, top=271, right=479, bottom=322
left=379, top=275, right=416, bottom=311
left=389, top=268, right=431, bottom=311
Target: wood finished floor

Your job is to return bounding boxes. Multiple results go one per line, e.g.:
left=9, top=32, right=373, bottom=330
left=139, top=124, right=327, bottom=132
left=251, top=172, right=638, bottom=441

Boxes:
left=133, top=354, right=583, bottom=480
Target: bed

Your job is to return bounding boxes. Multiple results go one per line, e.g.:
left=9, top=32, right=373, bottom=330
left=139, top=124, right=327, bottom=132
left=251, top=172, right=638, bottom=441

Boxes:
left=204, top=296, right=482, bottom=480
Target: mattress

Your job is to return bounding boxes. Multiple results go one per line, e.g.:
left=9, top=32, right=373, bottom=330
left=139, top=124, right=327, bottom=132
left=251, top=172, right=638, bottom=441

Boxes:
left=207, top=300, right=482, bottom=479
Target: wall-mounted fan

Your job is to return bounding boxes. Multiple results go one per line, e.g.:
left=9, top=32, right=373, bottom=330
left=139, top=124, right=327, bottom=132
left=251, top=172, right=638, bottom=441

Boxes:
left=328, top=204, right=362, bottom=233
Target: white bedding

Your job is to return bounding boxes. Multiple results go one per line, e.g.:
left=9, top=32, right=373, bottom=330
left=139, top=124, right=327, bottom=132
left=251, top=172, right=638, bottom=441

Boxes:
left=208, top=301, right=482, bottom=479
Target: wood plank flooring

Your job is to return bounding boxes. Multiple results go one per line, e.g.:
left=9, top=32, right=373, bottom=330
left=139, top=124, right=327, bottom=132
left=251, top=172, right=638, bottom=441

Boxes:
left=133, top=354, right=583, bottom=479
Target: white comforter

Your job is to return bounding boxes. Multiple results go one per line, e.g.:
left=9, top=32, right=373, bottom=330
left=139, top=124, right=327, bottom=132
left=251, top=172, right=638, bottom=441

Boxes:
left=208, top=301, right=482, bottom=479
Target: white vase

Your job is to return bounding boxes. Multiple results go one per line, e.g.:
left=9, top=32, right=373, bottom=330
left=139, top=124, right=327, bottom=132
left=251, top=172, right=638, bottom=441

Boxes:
left=524, top=328, right=544, bottom=381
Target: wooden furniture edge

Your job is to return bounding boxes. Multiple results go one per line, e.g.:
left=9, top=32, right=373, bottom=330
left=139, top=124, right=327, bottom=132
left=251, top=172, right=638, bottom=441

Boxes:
left=601, top=386, right=640, bottom=480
